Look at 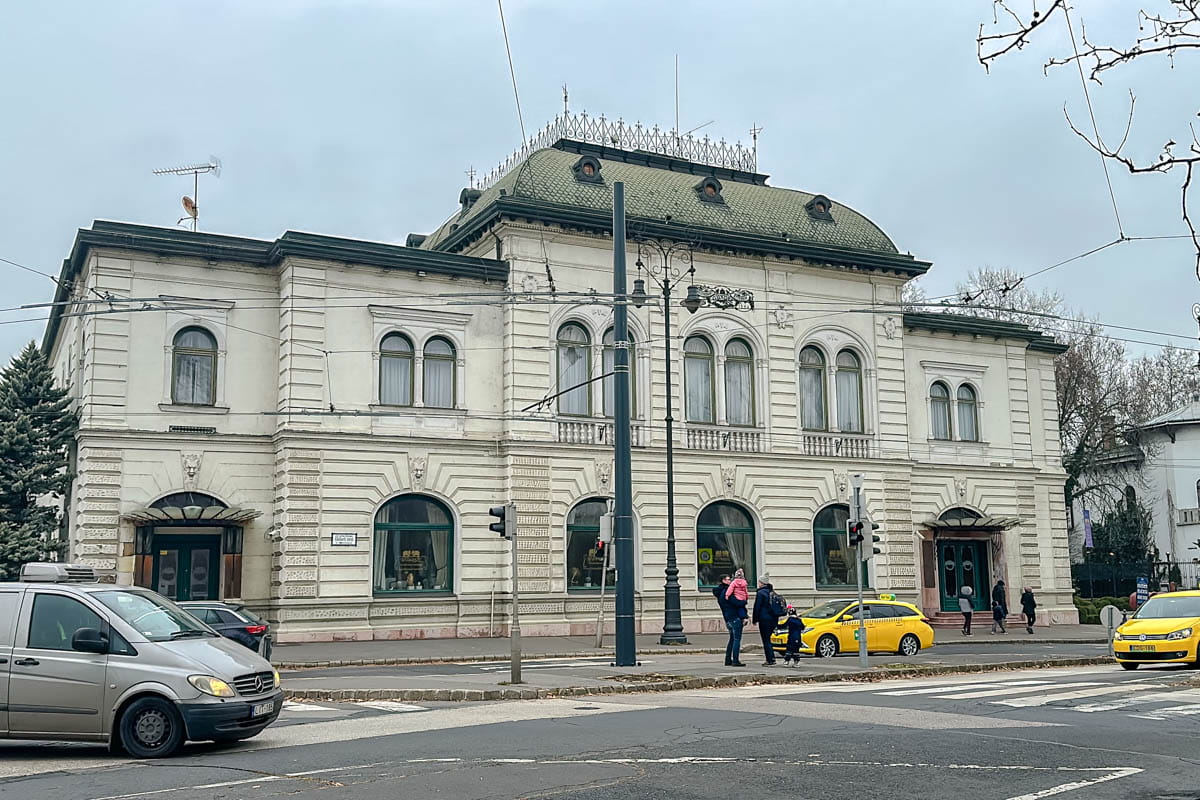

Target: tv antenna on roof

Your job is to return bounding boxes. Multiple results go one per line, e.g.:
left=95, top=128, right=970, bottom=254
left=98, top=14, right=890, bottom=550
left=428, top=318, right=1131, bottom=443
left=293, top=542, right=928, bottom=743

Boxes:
left=153, top=156, right=221, bottom=231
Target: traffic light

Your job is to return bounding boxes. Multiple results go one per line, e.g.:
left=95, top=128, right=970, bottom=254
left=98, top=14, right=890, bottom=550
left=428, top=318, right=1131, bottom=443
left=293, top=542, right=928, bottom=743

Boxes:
left=862, top=518, right=883, bottom=560
left=846, top=519, right=864, bottom=547
left=489, top=503, right=515, bottom=539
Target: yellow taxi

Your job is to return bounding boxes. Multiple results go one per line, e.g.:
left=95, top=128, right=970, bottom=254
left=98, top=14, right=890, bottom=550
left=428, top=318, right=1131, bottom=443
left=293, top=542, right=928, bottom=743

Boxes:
left=771, top=596, right=935, bottom=659
left=1113, top=590, right=1200, bottom=670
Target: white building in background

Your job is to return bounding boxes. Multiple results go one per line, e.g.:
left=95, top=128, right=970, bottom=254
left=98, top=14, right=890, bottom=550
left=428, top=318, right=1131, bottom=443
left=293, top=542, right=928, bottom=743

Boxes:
left=43, top=116, right=1078, bottom=641
left=1069, top=398, right=1200, bottom=588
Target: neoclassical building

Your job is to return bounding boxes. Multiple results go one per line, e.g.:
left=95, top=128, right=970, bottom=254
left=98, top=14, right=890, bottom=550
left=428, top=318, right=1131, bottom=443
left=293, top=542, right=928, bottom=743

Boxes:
left=44, top=116, right=1078, bottom=640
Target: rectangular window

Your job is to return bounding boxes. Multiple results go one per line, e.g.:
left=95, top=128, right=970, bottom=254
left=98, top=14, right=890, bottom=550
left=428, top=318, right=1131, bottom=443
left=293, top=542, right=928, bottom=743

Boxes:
left=28, top=593, right=103, bottom=651
left=0, top=591, right=18, bottom=646
left=380, top=356, right=413, bottom=406
left=696, top=529, right=754, bottom=589
left=173, top=353, right=215, bottom=405
left=424, top=358, right=454, bottom=408
left=373, top=529, right=452, bottom=593
left=799, top=368, right=826, bottom=430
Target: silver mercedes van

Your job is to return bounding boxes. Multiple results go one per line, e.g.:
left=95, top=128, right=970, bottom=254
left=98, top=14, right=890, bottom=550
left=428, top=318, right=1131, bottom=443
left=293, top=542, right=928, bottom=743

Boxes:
left=0, top=563, right=283, bottom=758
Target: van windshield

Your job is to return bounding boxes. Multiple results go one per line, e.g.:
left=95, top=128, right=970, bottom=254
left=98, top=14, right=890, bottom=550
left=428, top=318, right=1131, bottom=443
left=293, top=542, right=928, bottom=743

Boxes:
left=94, top=590, right=215, bottom=642
left=801, top=600, right=853, bottom=619
left=1132, top=595, right=1200, bottom=620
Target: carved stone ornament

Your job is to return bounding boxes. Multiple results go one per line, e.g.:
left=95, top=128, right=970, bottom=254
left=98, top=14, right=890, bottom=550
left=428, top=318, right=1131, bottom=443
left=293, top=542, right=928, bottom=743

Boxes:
left=955, top=477, right=967, bottom=499
left=520, top=274, right=539, bottom=296
left=721, top=465, right=736, bottom=497
left=835, top=472, right=849, bottom=498
left=772, top=305, right=794, bottom=330
left=181, top=452, right=202, bottom=490
left=410, top=456, right=427, bottom=490
left=882, top=316, right=898, bottom=340
left=596, top=459, right=613, bottom=492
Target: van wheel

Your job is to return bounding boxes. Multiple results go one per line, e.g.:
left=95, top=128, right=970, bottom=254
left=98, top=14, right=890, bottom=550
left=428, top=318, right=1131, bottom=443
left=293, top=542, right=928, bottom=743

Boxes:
left=898, top=634, right=921, bottom=657
left=815, top=635, right=839, bottom=659
left=119, top=697, right=185, bottom=758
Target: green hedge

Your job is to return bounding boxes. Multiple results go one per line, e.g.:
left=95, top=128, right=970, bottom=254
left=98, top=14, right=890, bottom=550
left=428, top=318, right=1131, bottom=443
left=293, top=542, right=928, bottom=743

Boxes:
left=1073, top=595, right=1131, bottom=625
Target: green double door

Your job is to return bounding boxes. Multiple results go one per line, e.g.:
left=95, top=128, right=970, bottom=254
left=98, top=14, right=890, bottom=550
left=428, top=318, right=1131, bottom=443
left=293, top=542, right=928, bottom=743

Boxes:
left=153, top=535, right=220, bottom=601
left=938, top=539, right=989, bottom=612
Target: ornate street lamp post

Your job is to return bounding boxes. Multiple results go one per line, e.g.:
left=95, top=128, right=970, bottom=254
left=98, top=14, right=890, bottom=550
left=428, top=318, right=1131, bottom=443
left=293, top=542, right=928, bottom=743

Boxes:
left=631, top=238, right=754, bottom=646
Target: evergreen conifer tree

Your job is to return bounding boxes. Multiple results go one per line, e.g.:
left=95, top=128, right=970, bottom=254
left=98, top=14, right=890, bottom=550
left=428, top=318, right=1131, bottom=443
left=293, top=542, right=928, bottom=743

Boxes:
left=0, top=342, right=77, bottom=580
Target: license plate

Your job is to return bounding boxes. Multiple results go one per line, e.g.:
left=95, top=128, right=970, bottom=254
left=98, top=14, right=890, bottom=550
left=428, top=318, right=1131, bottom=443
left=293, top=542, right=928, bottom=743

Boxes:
left=252, top=701, right=275, bottom=717
left=1129, top=644, right=1156, bottom=652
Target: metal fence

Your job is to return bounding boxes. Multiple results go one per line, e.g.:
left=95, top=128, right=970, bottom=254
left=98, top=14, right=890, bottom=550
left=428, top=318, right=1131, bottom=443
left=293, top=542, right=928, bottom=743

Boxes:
left=1072, top=560, right=1200, bottom=598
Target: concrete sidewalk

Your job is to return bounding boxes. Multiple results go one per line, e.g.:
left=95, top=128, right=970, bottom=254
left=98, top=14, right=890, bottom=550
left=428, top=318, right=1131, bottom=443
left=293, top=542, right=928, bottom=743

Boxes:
left=280, top=643, right=1113, bottom=702
left=273, top=624, right=1108, bottom=669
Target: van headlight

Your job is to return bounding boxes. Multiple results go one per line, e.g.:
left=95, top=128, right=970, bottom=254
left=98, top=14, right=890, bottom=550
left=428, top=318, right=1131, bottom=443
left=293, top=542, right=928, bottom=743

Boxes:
left=1166, top=627, right=1194, bottom=641
left=189, top=675, right=236, bottom=698
left=273, top=669, right=281, bottom=688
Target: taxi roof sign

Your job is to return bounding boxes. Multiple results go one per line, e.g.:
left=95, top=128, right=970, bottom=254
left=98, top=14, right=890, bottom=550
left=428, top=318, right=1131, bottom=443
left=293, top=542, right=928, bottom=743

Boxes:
left=877, top=593, right=896, bottom=601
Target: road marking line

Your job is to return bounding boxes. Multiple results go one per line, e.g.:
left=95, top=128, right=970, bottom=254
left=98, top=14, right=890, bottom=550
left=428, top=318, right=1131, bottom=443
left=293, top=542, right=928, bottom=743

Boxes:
left=1003, top=767, right=1142, bottom=799
left=992, top=684, right=1159, bottom=708
left=934, top=682, right=1103, bottom=700
left=87, top=762, right=386, bottom=800
left=1155, top=703, right=1200, bottom=716
left=880, top=680, right=1052, bottom=696
left=357, top=701, right=427, bottom=712
left=281, top=701, right=340, bottom=713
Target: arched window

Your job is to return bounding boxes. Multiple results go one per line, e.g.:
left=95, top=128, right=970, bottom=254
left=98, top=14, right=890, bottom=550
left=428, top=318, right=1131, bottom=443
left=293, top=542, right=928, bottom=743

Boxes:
left=696, top=501, right=755, bottom=588
left=602, top=328, right=636, bottom=418
left=1125, top=485, right=1137, bottom=510
left=814, top=504, right=864, bottom=588
left=798, top=346, right=827, bottom=431
left=684, top=336, right=715, bottom=424
left=557, top=323, right=591, bottom=416
left=956, top=384, right=979, bottom=442
left=725, top=338, right=755, bottom=426
left=835, top=349, right=863, bottom=433
left=423, top=337, right=456, bottom=408
left=379, top=333, right=414, bottom=406
left=373, top=494, right=452, bottom=593
left=566, top=497, right=621, bottom=590
left=171, top=327, right=217, bottom=406
left=930, top=381, right=952, bottom=440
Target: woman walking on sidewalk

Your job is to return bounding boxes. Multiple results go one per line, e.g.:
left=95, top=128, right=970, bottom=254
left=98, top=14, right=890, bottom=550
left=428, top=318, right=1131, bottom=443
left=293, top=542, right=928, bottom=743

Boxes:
left=957, top=585, right=975, bottom=635
left=1021, top=586, right=1037, bottom=634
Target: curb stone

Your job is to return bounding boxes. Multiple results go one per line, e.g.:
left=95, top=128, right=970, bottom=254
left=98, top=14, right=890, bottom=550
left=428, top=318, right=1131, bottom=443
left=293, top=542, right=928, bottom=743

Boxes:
left=275, top=639, right=1108, bottom=671
left=283, top=655, right=1114, bottom=704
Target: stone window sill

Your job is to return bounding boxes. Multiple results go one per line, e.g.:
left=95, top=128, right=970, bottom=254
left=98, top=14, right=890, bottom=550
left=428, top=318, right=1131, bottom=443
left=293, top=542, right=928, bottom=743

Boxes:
left=158, top=403, right=230, bottom=415
left=368, top=405, right=468, bottom=417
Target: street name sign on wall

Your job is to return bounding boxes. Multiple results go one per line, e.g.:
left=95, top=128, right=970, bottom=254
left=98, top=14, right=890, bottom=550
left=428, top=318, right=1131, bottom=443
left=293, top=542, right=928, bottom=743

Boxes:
left=330, top=532, right=358, bottom=547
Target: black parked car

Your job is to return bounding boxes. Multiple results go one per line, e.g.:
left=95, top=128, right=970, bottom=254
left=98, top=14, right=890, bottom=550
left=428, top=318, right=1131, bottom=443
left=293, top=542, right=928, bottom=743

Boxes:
left=179, top=601, right=273, bottom=660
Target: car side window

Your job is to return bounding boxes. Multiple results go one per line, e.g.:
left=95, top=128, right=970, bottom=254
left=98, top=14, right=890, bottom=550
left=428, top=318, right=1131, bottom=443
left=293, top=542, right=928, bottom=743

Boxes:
left=215, top=610, right=240, bottom=624
left=894, top=606, right=919, bottom=618
left=0, top=591, right=19, bottom=647
left=110, top=630, right=137, bottom=656
left=28, top=594, right=104, bottom=652
left=869, top=605, right=897, bottom=619
left=200, top=609, right=223, bottom=624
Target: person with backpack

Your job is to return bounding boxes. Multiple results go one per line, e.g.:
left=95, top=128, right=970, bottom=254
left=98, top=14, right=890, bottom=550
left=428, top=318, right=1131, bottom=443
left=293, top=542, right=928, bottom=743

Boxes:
left=713, top=574, right=747, bottom=666
left=752, top=574, right=785, bottom=666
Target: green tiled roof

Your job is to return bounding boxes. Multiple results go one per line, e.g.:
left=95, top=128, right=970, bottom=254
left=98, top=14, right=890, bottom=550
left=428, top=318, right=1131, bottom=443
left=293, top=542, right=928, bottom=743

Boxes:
left=421, top=145, right=915, bottom=269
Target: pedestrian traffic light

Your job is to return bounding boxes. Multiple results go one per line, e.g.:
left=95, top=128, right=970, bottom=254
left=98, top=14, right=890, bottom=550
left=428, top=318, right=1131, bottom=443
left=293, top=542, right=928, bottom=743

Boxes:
left=847, top=520, right=864, bottom=547
left=489, top=503, right=515, bottom=539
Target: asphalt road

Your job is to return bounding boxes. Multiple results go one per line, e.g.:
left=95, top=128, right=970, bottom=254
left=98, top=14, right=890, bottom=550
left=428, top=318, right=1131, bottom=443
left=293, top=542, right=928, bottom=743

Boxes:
left=2, top=663, right=1198, bottom=799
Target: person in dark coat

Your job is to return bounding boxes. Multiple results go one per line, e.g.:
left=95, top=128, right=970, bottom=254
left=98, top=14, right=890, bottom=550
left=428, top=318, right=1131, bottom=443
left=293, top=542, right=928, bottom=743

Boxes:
left=713, top=575, right=746, bottom=666
left=1020, top=586, right=1037, bottom=634
left=752, top=575, right=779, bottom=666
left=957, top=584, right=975, bottom=635
left=991, top=579, right=1008, bottom=615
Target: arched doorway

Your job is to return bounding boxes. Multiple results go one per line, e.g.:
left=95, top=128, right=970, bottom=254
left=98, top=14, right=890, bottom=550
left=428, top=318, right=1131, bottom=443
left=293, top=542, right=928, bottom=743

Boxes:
left=935, top=508, right=987, bottom=612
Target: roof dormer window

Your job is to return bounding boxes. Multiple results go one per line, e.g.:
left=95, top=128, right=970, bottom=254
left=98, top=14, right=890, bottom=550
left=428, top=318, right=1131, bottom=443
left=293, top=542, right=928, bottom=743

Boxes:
left=572, top=155, right=604, bottom=184
left=805, top=194, right=834, bottom=222
left=695, top=177, right=725, bottom=204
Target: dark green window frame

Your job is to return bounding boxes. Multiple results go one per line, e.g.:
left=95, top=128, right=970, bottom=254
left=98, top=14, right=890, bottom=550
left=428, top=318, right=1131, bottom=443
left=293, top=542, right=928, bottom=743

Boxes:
left=557, top=322, right=592, bottom=417
left=373, top=495, right=454, bottom=595
left=799, top=345, right=828, bottom=431
left=696, top=501, right=756, bottom=590
left=813, top=504, right=869, bottom=590
left=684, top=335, right=716, bottom=424
left=422, top=336, right=457, bottom=408
left=379, top=332, right=415, bottom=407
left=724, top=338, right=756, bottom=427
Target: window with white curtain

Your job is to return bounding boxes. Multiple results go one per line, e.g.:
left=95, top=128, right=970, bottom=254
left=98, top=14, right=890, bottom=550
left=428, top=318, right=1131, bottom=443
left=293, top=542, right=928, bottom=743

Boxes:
left=684, top=336, right=715, bottom=424
left=724, top=338, right=754, bottom=426
left=956, top=384, right=979, bottom=441
left=835, top=350, right=863, bottom=433
left=172, top=327, right=217, bottom=406
left=602, top=328, right=636, bottom=418
left=373, top=494, right=452, bottom=593
left=799, top=346, right=827, bottom=431
left=557, top=323, right=591, bottom=416
left=930, top=381, right=952, bottom=440
left=696, top=501, right=755, bottom=588
left=423, top=337, right=456, bottom=408
left=379, top=332, right=414, bottom=406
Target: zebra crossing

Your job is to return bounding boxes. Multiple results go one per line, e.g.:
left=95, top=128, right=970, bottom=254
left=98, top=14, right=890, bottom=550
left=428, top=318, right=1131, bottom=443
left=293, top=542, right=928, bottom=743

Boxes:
left=280, top=699, right=428, bottom=718
left=798, top=669, right=1200, bottom=722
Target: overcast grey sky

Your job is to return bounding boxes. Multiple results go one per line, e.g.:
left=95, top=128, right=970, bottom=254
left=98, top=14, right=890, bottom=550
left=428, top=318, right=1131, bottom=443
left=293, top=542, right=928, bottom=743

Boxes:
left=1, top=1, right=1195, bottom=362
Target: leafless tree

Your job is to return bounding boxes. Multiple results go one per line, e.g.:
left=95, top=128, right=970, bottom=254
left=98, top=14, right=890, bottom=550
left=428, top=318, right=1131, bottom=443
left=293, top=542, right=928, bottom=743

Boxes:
left=977, top=0, right=1200, bottom=276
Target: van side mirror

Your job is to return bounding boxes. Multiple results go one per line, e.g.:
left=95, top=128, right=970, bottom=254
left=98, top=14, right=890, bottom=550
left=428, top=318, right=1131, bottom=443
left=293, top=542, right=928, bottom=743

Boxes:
left=72, top=627, right=109, bottom=654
